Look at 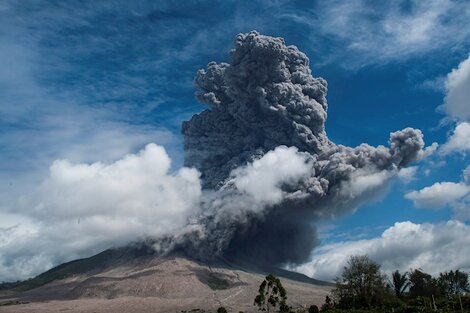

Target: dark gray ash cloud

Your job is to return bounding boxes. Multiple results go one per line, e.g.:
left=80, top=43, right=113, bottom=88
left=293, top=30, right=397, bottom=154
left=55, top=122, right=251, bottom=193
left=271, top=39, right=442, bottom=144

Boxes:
left=163, top=31, right=426, bottom=266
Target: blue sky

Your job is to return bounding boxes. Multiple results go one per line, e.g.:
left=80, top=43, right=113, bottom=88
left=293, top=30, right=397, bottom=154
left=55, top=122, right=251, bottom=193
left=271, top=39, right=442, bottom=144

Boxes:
left=1, top=0, right=470, bottom=281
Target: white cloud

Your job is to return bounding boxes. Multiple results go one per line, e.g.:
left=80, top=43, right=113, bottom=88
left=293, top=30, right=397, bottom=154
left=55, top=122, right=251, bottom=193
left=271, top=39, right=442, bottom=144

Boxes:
left=444, top=54, right=470, bottom=120
left=464, top=165, right=470, bottom=183
left=0, top=17, right=182, bottom=211
left=439, top=55, right=470, bottom=156
left=440, top=122, right=470, bottom=155
left=397, top=166, right=418, bottom=184
left=229, top=146, right=312, bottom=206
left=405, top=166, right=470, bottom=220
left=285, top=0, right=470, bottom=66
left=405, top=181, right=470, bottom=208
left=0, top=145, right=321, bottom=281
left=0, top=144, right=202, bottom=281
left=295, top=220, right=470, bottom=282
left=20, top=143, right=201, bottom=224
left=411, top=54, right=470, bottom=224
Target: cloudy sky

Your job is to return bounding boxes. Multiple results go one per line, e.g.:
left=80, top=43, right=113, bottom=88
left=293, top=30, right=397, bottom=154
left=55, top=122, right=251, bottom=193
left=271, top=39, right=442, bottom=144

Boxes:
left=1, top=0, right=470, bottom=282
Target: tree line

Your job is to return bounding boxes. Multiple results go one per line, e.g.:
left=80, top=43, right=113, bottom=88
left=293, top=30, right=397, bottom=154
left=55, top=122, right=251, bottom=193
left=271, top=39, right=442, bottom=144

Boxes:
left=230, top=255, right=470, bottom=313
left=327, top=255, right=470, bottom=313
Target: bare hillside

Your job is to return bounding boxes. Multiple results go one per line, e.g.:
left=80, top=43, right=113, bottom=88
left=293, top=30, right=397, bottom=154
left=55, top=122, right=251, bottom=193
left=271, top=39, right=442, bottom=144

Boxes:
left=0, top=248, right=331, bottom=312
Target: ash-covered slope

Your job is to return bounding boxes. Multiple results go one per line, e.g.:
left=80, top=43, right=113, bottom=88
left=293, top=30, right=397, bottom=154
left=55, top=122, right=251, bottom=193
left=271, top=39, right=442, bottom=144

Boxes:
left=0, top=246, right=332, bottom=313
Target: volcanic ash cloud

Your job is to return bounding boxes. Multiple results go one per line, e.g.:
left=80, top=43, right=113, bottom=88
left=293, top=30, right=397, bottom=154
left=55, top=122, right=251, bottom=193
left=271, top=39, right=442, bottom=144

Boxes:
left=164, top=31, right=426, bottom=266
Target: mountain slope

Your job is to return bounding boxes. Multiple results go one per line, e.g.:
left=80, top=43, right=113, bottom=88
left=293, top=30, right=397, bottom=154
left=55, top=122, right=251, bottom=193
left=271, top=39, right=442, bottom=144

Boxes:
left=0, top=245, right=156, bottom=293
left=0, top=246, right=332, bottom=312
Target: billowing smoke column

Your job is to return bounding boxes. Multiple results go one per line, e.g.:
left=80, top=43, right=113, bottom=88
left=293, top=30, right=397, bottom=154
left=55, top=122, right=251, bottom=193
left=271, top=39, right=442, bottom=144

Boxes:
left=162, top=31, right=425, bottom=267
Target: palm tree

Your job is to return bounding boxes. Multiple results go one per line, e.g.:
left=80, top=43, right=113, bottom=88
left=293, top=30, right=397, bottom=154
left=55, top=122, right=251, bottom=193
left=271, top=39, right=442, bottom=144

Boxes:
left=391, top=270, right=410, bottom=297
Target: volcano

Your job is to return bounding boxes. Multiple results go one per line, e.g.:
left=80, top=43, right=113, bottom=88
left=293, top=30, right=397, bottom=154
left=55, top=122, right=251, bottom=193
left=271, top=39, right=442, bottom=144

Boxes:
left=0, top=245, right=332, bottom=313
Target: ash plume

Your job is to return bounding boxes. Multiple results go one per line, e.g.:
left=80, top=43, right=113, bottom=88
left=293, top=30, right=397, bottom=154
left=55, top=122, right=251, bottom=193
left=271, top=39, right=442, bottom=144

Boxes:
left=161, top=31, right=426, bottom=267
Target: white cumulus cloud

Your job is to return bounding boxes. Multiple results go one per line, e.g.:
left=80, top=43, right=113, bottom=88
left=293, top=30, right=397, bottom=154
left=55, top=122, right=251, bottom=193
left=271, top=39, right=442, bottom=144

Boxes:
left=405, top=182, right=470, bottom=209
left=444, top=54, right=470, bottom=120
left=296, top=220, right=470, bottom=282
left=440, top=122, right=470, bottom=155
left=0, top=144, right=323, bottom=282
left=229, top=146, right=312, bottom=206
left=439, top=54, right=470, bottom=156
left=0, top=143, right=202, bottom=281
left=405, top=166, right=470, bottom=220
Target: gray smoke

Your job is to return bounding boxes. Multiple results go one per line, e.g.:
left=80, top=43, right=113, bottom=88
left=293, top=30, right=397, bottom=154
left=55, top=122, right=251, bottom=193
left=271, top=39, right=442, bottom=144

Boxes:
left=160, top=31, right=425, bottom=267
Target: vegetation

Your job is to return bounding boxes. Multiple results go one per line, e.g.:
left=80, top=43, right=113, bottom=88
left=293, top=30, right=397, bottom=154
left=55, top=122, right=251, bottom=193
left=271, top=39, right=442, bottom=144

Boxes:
left=248, top=258, right=470, bottom=313
left=438, top=270, right=469, bottom=295
left=322, top=255, right=470, bottom=313
left=254, top=274, right=290, bottom=312
left=391, top=270, right=410, bottom=298
left=332, top=255, right=388, bottom=309
left=217, top=307, right=228, bottom=313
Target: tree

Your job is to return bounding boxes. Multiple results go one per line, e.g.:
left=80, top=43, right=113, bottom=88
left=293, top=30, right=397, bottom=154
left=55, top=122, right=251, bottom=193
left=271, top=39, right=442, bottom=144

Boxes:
left=320, top=295, right=333, bottom=313
left=217, top=307, right=228, bottom=313
left=332, top=255, right=387, bottom=309
left=254, top=274, right=289, bottom=313
left=438, top=270, right=469, bottom=295
left=308, top=304, right=319, bottom=313
left=408, top=269, right=439, bottom=298
left=391, top=270, right=410, bottom=298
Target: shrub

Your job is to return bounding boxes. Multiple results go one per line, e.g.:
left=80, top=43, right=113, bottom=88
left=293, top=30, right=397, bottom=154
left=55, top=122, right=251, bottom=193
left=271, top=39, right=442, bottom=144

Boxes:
left=217, top=307, right=228, bottom=313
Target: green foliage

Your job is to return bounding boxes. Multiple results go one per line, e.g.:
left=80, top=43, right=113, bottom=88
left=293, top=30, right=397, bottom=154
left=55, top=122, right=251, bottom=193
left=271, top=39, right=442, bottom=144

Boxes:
left=254, top=274, right=290, bottom=312
left=319, top=255, right=470, bottom=313
left=438, top=270, right=469, bottom=295
left=332, top=255, right=388, bottom=309
left=217, top=307, right=228, bottom=313
left=308, top=304, right=319, bottom=313
left=391, top=270, right=410, bottom=297
left=408, top=269, right=439, bottom=298
left=320, top=295, right=333, bottom=313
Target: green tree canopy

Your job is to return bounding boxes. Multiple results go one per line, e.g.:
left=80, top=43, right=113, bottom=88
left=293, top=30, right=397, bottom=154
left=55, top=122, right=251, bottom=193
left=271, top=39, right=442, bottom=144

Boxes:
left=333, top=255, right=387, bottom=309
left=438, top=270, right=469, bottom=295
left=391, top=270, right=410, bottom=298
left=409, top=269, right=439, bottom=298
left=308, top=304, right=319, bottom=313
left=254, top=274, right=289, bottom=313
